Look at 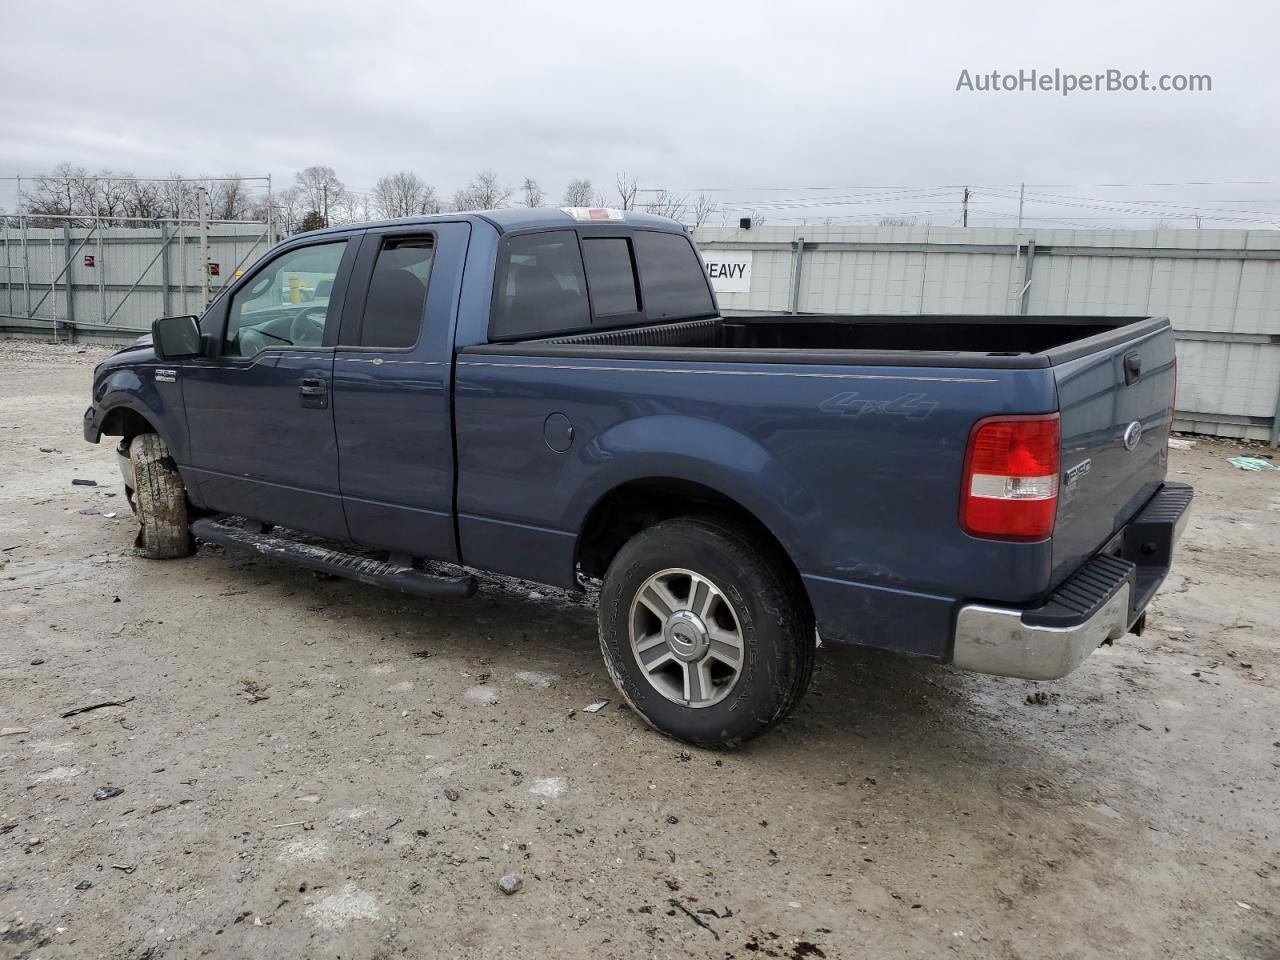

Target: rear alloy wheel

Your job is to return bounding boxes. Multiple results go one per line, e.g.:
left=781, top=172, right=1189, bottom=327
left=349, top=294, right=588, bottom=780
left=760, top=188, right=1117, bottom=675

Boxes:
left=629, top=568, right=746, bottom=708
left=128, top=433, right=193, bottom=560
left=599, top=517, right=814, bottom=749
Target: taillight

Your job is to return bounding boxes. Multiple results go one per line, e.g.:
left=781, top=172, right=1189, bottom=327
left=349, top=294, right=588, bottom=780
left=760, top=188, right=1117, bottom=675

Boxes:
left=961, top=414, right=1060, bottom=541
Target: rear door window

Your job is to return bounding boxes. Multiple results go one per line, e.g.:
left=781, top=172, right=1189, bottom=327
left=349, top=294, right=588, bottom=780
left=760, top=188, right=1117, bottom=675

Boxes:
left=357, top=236, right=434, bottom=348
left=582, top=237, right=640, bottom=317
left=492, top=231, right=589, bottom=338
left=633, top=230, right=715, bottom=321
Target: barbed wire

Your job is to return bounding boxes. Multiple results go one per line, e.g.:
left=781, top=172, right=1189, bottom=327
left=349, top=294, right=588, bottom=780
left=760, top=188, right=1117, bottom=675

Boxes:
left=7, top=171, right=1278, bottom=230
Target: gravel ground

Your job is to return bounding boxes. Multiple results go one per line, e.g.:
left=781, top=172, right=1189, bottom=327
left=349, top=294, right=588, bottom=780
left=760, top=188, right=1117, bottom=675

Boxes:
left=1, top=338, right=1278, bottom=960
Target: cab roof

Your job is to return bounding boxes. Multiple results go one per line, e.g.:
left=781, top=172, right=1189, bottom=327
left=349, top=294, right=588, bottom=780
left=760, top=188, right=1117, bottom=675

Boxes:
left=298, top=207, right=688, bottom=239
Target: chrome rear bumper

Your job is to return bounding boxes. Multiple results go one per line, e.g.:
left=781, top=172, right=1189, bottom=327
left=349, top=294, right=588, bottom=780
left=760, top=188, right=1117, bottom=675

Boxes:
left=953, top=582, right=1131, bottom=680
left=952, top=482, right=1192, bottom=681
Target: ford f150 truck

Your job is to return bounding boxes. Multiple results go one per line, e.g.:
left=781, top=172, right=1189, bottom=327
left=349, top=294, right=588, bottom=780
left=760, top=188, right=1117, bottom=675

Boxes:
left=83, top=207, right=1191, bottom=748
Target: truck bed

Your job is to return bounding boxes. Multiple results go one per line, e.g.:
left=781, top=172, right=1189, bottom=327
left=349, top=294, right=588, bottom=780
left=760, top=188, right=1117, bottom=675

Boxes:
left=457, top=310, right=1176, bottom=658
left=482, top=314, right=1166, bottom=369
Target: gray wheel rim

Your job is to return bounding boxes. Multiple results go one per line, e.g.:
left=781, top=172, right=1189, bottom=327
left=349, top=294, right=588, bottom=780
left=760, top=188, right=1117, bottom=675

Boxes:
left=628, top=567, right=745, bottom=708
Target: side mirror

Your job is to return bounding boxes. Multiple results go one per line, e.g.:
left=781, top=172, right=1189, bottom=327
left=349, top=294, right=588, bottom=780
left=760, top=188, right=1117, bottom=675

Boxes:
left=152, top=315, right=203, bottom=360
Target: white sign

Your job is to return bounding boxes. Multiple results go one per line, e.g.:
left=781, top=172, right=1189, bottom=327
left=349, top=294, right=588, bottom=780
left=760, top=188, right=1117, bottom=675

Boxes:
left=702, top=250, right=752, bottom=294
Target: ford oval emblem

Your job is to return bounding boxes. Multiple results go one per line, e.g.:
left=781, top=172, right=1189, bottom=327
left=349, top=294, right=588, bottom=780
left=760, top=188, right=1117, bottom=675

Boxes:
left=1122, top=421, right=1143, bottom=451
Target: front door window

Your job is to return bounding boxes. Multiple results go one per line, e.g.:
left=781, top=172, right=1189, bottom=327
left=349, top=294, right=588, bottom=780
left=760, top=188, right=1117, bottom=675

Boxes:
left=224, top=241, right=348, bottom=357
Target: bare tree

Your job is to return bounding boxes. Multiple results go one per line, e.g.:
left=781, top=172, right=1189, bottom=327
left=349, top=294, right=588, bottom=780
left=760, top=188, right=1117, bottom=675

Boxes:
left=690, top=193, right=719, bottom=228
left=122, top=179, right=164, bottom=220
left=877, top=216, right=919, bottom=227
left=295, top=165, right=345, bottom=227
left=21, top=167, right=262, bottom=225
left=562, top=178, right=594, bottom=207
left=36, top=170, right=132, bottom=223
left=335, top=191, right=377, bottom=224
left=643, top=188, right=688, bottom=222
left=452, top=170, right=512, bottom=211
left=615, top=172, right=639, bottom=210
left=209, top=176, right=254, bottom=221
left=92, top=173, right=133, bottom=221
left=420, top=186, right=442, bottom=215
left=274, top=187, right=305, bottom=234
left=158, top=176, right=256, bottom=222
left=21, top=163, right=84, bottom=220
left=246, top=193, right=273, bottom=227
left=373, top=171, right=433, bottom=219
left=522, top=177, right=545, bottom=207
left=157, top=177, right=195, bottom=220
left=22, top=166, right=132, bottom=223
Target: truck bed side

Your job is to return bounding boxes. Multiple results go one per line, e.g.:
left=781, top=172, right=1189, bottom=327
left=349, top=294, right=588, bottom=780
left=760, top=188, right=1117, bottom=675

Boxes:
left=453, top=351, right=1059, bottom=658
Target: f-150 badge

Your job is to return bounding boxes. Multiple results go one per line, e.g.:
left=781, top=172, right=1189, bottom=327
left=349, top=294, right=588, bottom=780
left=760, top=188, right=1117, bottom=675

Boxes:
left=1063, top=458, right=1092, bottom=494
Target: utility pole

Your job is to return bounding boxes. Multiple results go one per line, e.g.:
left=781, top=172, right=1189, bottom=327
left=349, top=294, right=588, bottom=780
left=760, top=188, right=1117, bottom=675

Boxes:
left=198, top=185, right=211, bottom=307
left=321, top=182, right=328, bottom=227
left=961, top=186, right=970, bottom=228
left=1017, top=182, right=1025, bottom=228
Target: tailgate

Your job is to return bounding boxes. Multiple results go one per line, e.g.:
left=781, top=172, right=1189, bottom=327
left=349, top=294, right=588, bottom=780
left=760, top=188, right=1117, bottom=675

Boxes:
left=1050, top=321, right=1176, bottom=587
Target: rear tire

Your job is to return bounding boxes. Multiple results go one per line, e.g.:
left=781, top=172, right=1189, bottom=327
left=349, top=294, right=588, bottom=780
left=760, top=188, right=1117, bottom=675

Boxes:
left=598, top=517, right=814, bottom=749
left=128, top=433, right=192, bottom=560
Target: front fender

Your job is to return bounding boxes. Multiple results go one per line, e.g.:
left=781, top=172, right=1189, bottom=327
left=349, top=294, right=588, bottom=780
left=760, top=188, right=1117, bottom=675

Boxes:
left=565, top=414, right=820, bottom=567
left=85, top=362, right=189, bottom=463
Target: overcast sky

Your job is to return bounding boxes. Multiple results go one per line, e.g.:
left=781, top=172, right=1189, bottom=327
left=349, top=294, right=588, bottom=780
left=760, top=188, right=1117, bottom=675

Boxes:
left=2, top=0, right=1277, bottom=227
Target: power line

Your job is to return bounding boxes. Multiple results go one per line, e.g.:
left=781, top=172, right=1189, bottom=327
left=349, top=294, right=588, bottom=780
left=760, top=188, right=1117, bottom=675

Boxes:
left=980, top=185, right=1280, bottom=219
left=661, top=178, right=1278, bottom=193
left=977, top=186, right=1280, bottom=224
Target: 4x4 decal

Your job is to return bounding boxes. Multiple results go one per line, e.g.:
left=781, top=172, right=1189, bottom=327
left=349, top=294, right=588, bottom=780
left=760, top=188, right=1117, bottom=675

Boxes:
left=819, top=391, right=937, bottom=420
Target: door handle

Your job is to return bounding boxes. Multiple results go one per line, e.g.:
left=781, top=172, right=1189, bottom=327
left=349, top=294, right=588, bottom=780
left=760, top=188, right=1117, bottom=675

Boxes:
left=299, top=376, right=328, bottom=408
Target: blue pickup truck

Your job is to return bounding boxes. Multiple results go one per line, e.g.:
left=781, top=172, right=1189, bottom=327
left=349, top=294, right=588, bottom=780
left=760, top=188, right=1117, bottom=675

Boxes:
left=84, top=207, right=1191, bottom=747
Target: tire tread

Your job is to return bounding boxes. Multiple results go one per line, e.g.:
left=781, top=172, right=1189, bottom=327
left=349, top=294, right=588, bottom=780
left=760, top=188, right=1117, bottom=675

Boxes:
left=129, top=433, right=192, bottom=560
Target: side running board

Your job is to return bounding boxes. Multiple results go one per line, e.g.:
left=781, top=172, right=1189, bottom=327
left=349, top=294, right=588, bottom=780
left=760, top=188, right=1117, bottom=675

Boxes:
left=191, top=517, right=477, bottom=600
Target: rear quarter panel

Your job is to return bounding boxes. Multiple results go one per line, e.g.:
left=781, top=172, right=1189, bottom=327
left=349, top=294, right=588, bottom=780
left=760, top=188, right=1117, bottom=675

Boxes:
left=453, top=353, right=1059, bottom=657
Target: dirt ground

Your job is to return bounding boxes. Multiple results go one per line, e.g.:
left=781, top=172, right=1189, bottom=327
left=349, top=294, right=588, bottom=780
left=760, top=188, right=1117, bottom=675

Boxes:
left=1, top=338, right=1277, bottom=960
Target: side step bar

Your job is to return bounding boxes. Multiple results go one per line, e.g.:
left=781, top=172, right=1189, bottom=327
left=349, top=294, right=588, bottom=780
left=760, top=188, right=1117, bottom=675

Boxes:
left=191, top=517, right=476, bottom=600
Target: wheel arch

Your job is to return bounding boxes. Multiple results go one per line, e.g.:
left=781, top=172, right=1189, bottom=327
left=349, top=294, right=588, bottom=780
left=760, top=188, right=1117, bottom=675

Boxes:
left=96, top=400, right=204, bottom=512
left=575, top=477, right=809, bottom=608
left=567, top=413, right=818, bottom=579
left=98, top=404, right=160, bottom=442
